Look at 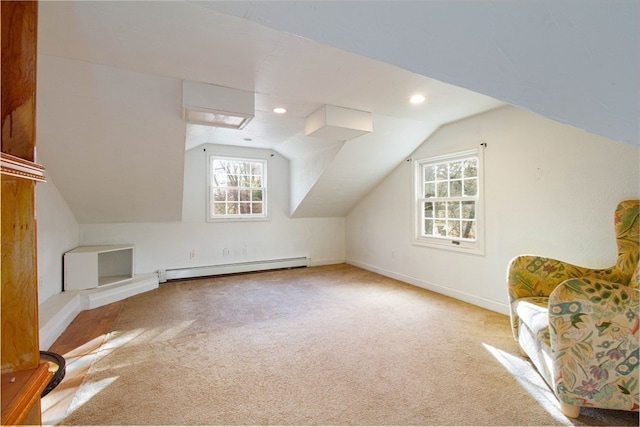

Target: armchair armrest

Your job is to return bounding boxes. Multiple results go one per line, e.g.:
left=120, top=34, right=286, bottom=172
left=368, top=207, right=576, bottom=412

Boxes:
left=508, top=255, right=614, bottom=302
left=507, top=255, right=617, bottom=341
left=549, top=278, right=639, bottom=411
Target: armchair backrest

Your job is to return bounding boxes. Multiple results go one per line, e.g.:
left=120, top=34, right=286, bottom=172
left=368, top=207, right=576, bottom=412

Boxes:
left=614, top=199, right=639, bottom=288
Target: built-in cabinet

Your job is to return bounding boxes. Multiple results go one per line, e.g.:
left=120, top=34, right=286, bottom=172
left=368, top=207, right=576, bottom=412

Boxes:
left=1, top=2, right=53, bottom=425
left=64, top=245, right=135, bottom=290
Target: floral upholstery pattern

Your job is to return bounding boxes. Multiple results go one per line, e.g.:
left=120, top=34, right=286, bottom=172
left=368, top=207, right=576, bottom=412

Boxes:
left=507, top=199, right=639, bottom=416
left=550, top=278, right=639, bottom=411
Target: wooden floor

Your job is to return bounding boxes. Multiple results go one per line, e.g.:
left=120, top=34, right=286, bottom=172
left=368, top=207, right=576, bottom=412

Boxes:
left=41, top=301, right=124, bottom=425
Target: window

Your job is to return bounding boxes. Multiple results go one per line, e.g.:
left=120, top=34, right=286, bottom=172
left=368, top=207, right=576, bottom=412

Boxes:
left=413, top=148, right=484, bottom=254
left=208, top=156, right=267, bottom=221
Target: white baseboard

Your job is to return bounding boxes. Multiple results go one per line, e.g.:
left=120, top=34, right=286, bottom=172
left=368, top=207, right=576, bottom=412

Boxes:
left=81, top=273, right=158, bottom=309
left=164, top=257, right=310, bottom=281
left=39, top=273, right=159, bottom=350
left=39, top=291, right=83, bottom=351
left=346, top=259, right=509, bottom=315
left=309, top=257, right=346, bottom=267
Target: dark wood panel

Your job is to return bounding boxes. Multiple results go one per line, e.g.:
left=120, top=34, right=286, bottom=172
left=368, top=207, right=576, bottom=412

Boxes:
left=1, top=1, right=38, bottom=161
left=1, top=175, right=39, bottom=373
left=1, top=2, right=44, bottom=424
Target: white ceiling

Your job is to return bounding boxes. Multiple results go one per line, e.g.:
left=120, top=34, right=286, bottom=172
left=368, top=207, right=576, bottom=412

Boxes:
left=38, top=0, right=503, bottom=155
left=36, top=1, right=635, bottom=223
left=36, top=0, right=503, bottom=222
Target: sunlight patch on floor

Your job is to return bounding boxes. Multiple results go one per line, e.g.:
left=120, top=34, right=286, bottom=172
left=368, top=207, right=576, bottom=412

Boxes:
left=98, top=328, right=146, bottom=353
left=483, top=343, right=570, bottom=425
left=66, top=376, right=119, bottom=414
left=142, top=320, right=197, bottom=344
left=42, top=322, right=198, bottom=424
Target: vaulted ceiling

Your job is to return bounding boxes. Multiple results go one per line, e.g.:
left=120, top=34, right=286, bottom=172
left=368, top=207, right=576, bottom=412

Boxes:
left=35, top=1, right=637, bottom=223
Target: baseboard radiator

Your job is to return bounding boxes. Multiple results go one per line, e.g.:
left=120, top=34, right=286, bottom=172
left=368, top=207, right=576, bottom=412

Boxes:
left=160, top=257, right=309, bottom=282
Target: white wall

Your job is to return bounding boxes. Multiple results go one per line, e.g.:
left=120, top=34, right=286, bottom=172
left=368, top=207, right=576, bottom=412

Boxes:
left=37, top=55, right=186, bottom=224
left=290, top=143, right=343, bottom=215
left=345, top=106, right=640, bottom=314
left=79, top=144, right=346, bottom=274
left=36, top=172, right=80, bottom=304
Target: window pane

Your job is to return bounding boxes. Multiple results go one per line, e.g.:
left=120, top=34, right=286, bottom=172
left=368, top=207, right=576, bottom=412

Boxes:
left=463, top=159, right=478, bottom=177
left=424, top=202, right=434, bottom=218
left=447, top=201, right=460, bottom=218
left=449, top=161, right=462, bottom=179
left=437, top=181, right=448, bottom=197
left=251, top=163, right=262, bottom=175
left=213, top=173, right=227, bottom=186
left=450, top=180, right=462, bottom=197
left=252, top=176, right=262, bottom=187
left=462, top=201, right=475, bottom=219
left=212, top=160, right=224, bottom=172
left=424, top=165, right=435, bottom=182
left=213, top=203, right=226, bottom=215
left=252, top=202, right=263, bottom=214
left=213, top=189, right=226, bottom=201
left=424, top=219, right=434, bottom=236
left=436, top=164, right=448, bottom=180
left=449, top=220, right=461, bottom=238
left=252, top=189, right=263, bottom=201
left=434, top=220, right=447, bottom=237
left=227, top=203, right=238, bottom=215
left=434, top=202, right=447, bottom=218
left=461, top=220, right=476, bottom=239
left=424, top=182, right=436, bottom=198
left=227, top=190, right=239, bottom=201
left=239, top=189, right=250, bottom=201
left=463, top=178, right=477, bottom=196
left=239, top=202, right=251, bottom=214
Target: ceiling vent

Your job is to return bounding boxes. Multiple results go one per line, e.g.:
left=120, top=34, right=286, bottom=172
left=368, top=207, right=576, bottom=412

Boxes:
left=182, top=81, right=254, bottom=129
left=305, top=105, right=372, bottom=140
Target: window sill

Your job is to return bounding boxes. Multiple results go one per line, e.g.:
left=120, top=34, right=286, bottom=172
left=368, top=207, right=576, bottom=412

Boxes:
left=206, top=216, right=270, bottom=223
left=412, top=237, right=485, bottom=256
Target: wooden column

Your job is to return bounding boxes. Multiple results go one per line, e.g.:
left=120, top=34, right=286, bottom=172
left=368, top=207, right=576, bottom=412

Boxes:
left=1, top=1, right=51, bottom=425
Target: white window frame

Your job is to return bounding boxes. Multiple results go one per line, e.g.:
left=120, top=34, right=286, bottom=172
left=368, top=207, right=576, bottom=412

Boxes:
left=207, top=155, right=268, bottom=222
left=412, top=148, right=484, bottom=255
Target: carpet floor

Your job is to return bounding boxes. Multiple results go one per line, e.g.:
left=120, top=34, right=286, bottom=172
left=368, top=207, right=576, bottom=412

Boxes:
left=59, top=264, right=638, bottom=425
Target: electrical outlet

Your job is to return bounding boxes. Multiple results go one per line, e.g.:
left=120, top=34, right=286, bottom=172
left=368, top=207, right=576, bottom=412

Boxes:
left=190, top=250, right=197, bottom=259
left=223, top=248, right=230, bottom=256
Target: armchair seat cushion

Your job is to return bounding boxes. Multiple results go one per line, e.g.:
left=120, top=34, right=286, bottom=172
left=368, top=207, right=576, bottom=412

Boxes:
left=515, top=297, right=551, bottom=346
left=515, top=297, right=554, bottom=387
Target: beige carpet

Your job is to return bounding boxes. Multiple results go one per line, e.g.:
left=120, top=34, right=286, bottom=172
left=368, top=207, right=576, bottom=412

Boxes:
left=61, top=264, right=638, bottom=426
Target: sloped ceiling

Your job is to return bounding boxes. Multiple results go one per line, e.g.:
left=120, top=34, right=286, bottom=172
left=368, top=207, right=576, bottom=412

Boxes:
left=35, top=1, right=636, bottom=224
left=207, top=0, right=639, bottom=147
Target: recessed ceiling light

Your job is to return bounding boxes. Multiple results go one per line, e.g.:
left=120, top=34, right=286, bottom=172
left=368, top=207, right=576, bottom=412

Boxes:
left=273, top=107, right=287, bottom=114
left=410, top=94, right=426, bottom=104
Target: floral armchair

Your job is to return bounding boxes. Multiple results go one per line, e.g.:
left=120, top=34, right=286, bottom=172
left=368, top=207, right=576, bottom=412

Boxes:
left=507, top=199, right=639, bottom=418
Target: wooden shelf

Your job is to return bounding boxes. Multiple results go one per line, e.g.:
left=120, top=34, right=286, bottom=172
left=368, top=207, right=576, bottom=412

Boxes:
left=1, top=364, right=53, bottom=425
